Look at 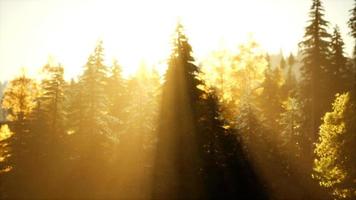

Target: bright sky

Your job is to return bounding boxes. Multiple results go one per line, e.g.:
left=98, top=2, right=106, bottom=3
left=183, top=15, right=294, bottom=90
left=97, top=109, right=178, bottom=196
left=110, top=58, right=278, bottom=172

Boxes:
left=0, top=0, right=354, bottom=80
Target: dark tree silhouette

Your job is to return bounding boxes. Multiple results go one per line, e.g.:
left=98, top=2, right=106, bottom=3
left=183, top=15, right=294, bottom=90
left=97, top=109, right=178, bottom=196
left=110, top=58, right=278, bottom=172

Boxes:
left=152, top=23, right=267, bottom=200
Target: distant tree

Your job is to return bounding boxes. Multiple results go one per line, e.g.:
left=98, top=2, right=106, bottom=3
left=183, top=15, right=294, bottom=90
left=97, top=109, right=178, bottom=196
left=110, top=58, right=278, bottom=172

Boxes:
left=280, top=56, right=287, bottom=70
left=288, top=53, right=296, bottom=67
left=259, top=57, right=284, bottom=132
left=278, top=97, right=303, bottom=161
left=281, top=64, right=297, bottom=99
left=107, top=59, right=127, bottom=139
left=328, top=26, right=352, bottom=93
left=313, top=93, right=356, bottom=199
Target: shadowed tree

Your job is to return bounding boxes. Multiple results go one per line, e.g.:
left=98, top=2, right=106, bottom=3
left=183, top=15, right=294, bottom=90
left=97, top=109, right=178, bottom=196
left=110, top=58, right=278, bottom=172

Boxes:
left=328, top=26, right=353, bottom=94
left=153, top=22, right=267, bottom=200
left=298, top=0, right=331, bottom=154
left=0, top=73, right=39, bottom=199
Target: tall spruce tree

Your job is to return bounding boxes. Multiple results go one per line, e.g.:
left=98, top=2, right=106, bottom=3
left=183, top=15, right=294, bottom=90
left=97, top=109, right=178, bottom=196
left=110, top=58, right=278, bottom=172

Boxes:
left=348, top=0, right=356, bottom=59
left=107, top=59, right=126, bottom=139
left=153, top=22, right=266, bottom=200
left=152, top=22, right=206, bottom=199
left=329, top=26, right=352, bottom=93
left=348, top=0, right=356, bottom=93
left=298, top=0, right=331, bottom=150
left=259, top=56, right=283, bottom=132
left=64, top=41, right=114, bottom=199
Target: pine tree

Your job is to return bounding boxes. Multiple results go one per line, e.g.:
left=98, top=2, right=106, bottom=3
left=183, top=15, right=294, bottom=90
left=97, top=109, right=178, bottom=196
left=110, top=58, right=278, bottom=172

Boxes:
left=199, top=90, right=267, bottom=199
left=153, top=23, right=267, bottom=199
left=313, top=93, right=356, bottom=199
left=280, top=56, right=287, bottom=70
left=38, top=63, right=66, bottom=134
left=259, top=56, right=283, bottom=132
left=153, top=22, right=206, bottom=199
left=348, top=0, right=356, bottom=58
left=298, top=0, right=331, bottom=150
left=329, top=26, right=352, bottom=93
left=64, top=41, right=114, bottom=199
left=107, top=59, right=126, bottom=134
left=348, top=1, right=356, bottom=93
left=28, top=62, right=67, bottom=198
left=288, top=53, right=296, bottom=67
left=79, top=40, right=111, bottom=136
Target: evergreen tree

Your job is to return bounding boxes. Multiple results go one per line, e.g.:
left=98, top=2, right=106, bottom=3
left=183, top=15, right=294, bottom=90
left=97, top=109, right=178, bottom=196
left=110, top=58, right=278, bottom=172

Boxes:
left=298, top=0, right=331, bottom=150
left=329, top=26, right=352, bottom=93
left=288, top=53, right=296, bottom=67
left=153, top=23, right=266, bottom=200
left=64, top=41, right=114, bottom=198
left=348, top=0, right=356, bottom=58
left=153, top=22, right=206, bottom=199
left=29, top=62, right=67, bottom=198
left=348, top=1, right=356, bottom=93
left=313, top=93, right=356, bottom=199
left=79, top=40, right=111, bottom=136
left=280, top=56, right=287, bottom=70
left=107, top=59, right=127, bottom=139
left=38, top=63, right=66, bottom=134
left=259, top=57, right=283, bottom=132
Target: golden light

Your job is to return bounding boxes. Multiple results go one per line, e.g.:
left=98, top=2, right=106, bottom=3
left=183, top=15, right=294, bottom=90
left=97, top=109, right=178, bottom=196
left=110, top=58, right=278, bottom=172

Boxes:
left=0, top=0, right=353, bottom=80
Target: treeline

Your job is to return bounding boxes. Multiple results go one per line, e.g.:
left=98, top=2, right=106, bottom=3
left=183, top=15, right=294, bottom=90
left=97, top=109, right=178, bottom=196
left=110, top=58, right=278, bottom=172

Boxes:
left=0, top=40, right=161, bottom=198
left=0, top=0, right=356, bottom=199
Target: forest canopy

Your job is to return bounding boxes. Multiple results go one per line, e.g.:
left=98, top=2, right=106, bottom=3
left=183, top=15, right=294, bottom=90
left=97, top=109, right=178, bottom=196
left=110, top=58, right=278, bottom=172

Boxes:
left=0, top=0, right=355, bottom=199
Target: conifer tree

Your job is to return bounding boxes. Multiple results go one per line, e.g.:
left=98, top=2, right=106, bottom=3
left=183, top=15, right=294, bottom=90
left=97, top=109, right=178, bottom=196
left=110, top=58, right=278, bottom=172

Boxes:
left=329, top=26, right=352, bottom=93
left=153, top=23, right=206, bottom=199
left=153, top=22, right=267, bottom=200
left=299, top=0, right=331, bottom=150
left=259, top=57, right=283, bottom=132
left=107, top=59, right=126, bottom=138
left=64, top=41, right=114, bottom=199
left=348, top=0, right=356, bottom=58
left=38, top=63, right=66, bottom=134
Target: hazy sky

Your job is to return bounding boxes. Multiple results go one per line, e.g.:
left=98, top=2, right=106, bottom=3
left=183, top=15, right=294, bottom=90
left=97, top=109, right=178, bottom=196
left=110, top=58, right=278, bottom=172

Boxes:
left=0, top=0, right=354, bottom=80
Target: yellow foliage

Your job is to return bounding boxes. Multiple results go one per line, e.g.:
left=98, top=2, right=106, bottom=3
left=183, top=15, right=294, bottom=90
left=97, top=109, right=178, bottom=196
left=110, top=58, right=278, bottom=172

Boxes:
left=1, top=73, right=38, bottom=121
left=0, top=125, right=13, bottom=142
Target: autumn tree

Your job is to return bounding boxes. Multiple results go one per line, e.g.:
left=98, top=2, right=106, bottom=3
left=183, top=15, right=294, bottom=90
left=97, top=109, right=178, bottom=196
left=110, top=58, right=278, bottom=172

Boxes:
left=0, top=73, right=39, bottom=198
left=313, top=93, right=356, bottom=199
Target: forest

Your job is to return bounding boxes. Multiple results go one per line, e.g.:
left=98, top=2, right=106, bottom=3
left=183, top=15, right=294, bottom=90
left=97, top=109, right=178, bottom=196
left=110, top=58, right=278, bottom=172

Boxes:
left=0, top=0, right=355, bottom=199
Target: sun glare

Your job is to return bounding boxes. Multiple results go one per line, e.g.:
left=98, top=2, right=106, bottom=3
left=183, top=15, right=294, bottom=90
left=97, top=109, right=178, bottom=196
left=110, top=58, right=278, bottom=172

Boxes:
left=2, top=0, right=353, bottom=80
